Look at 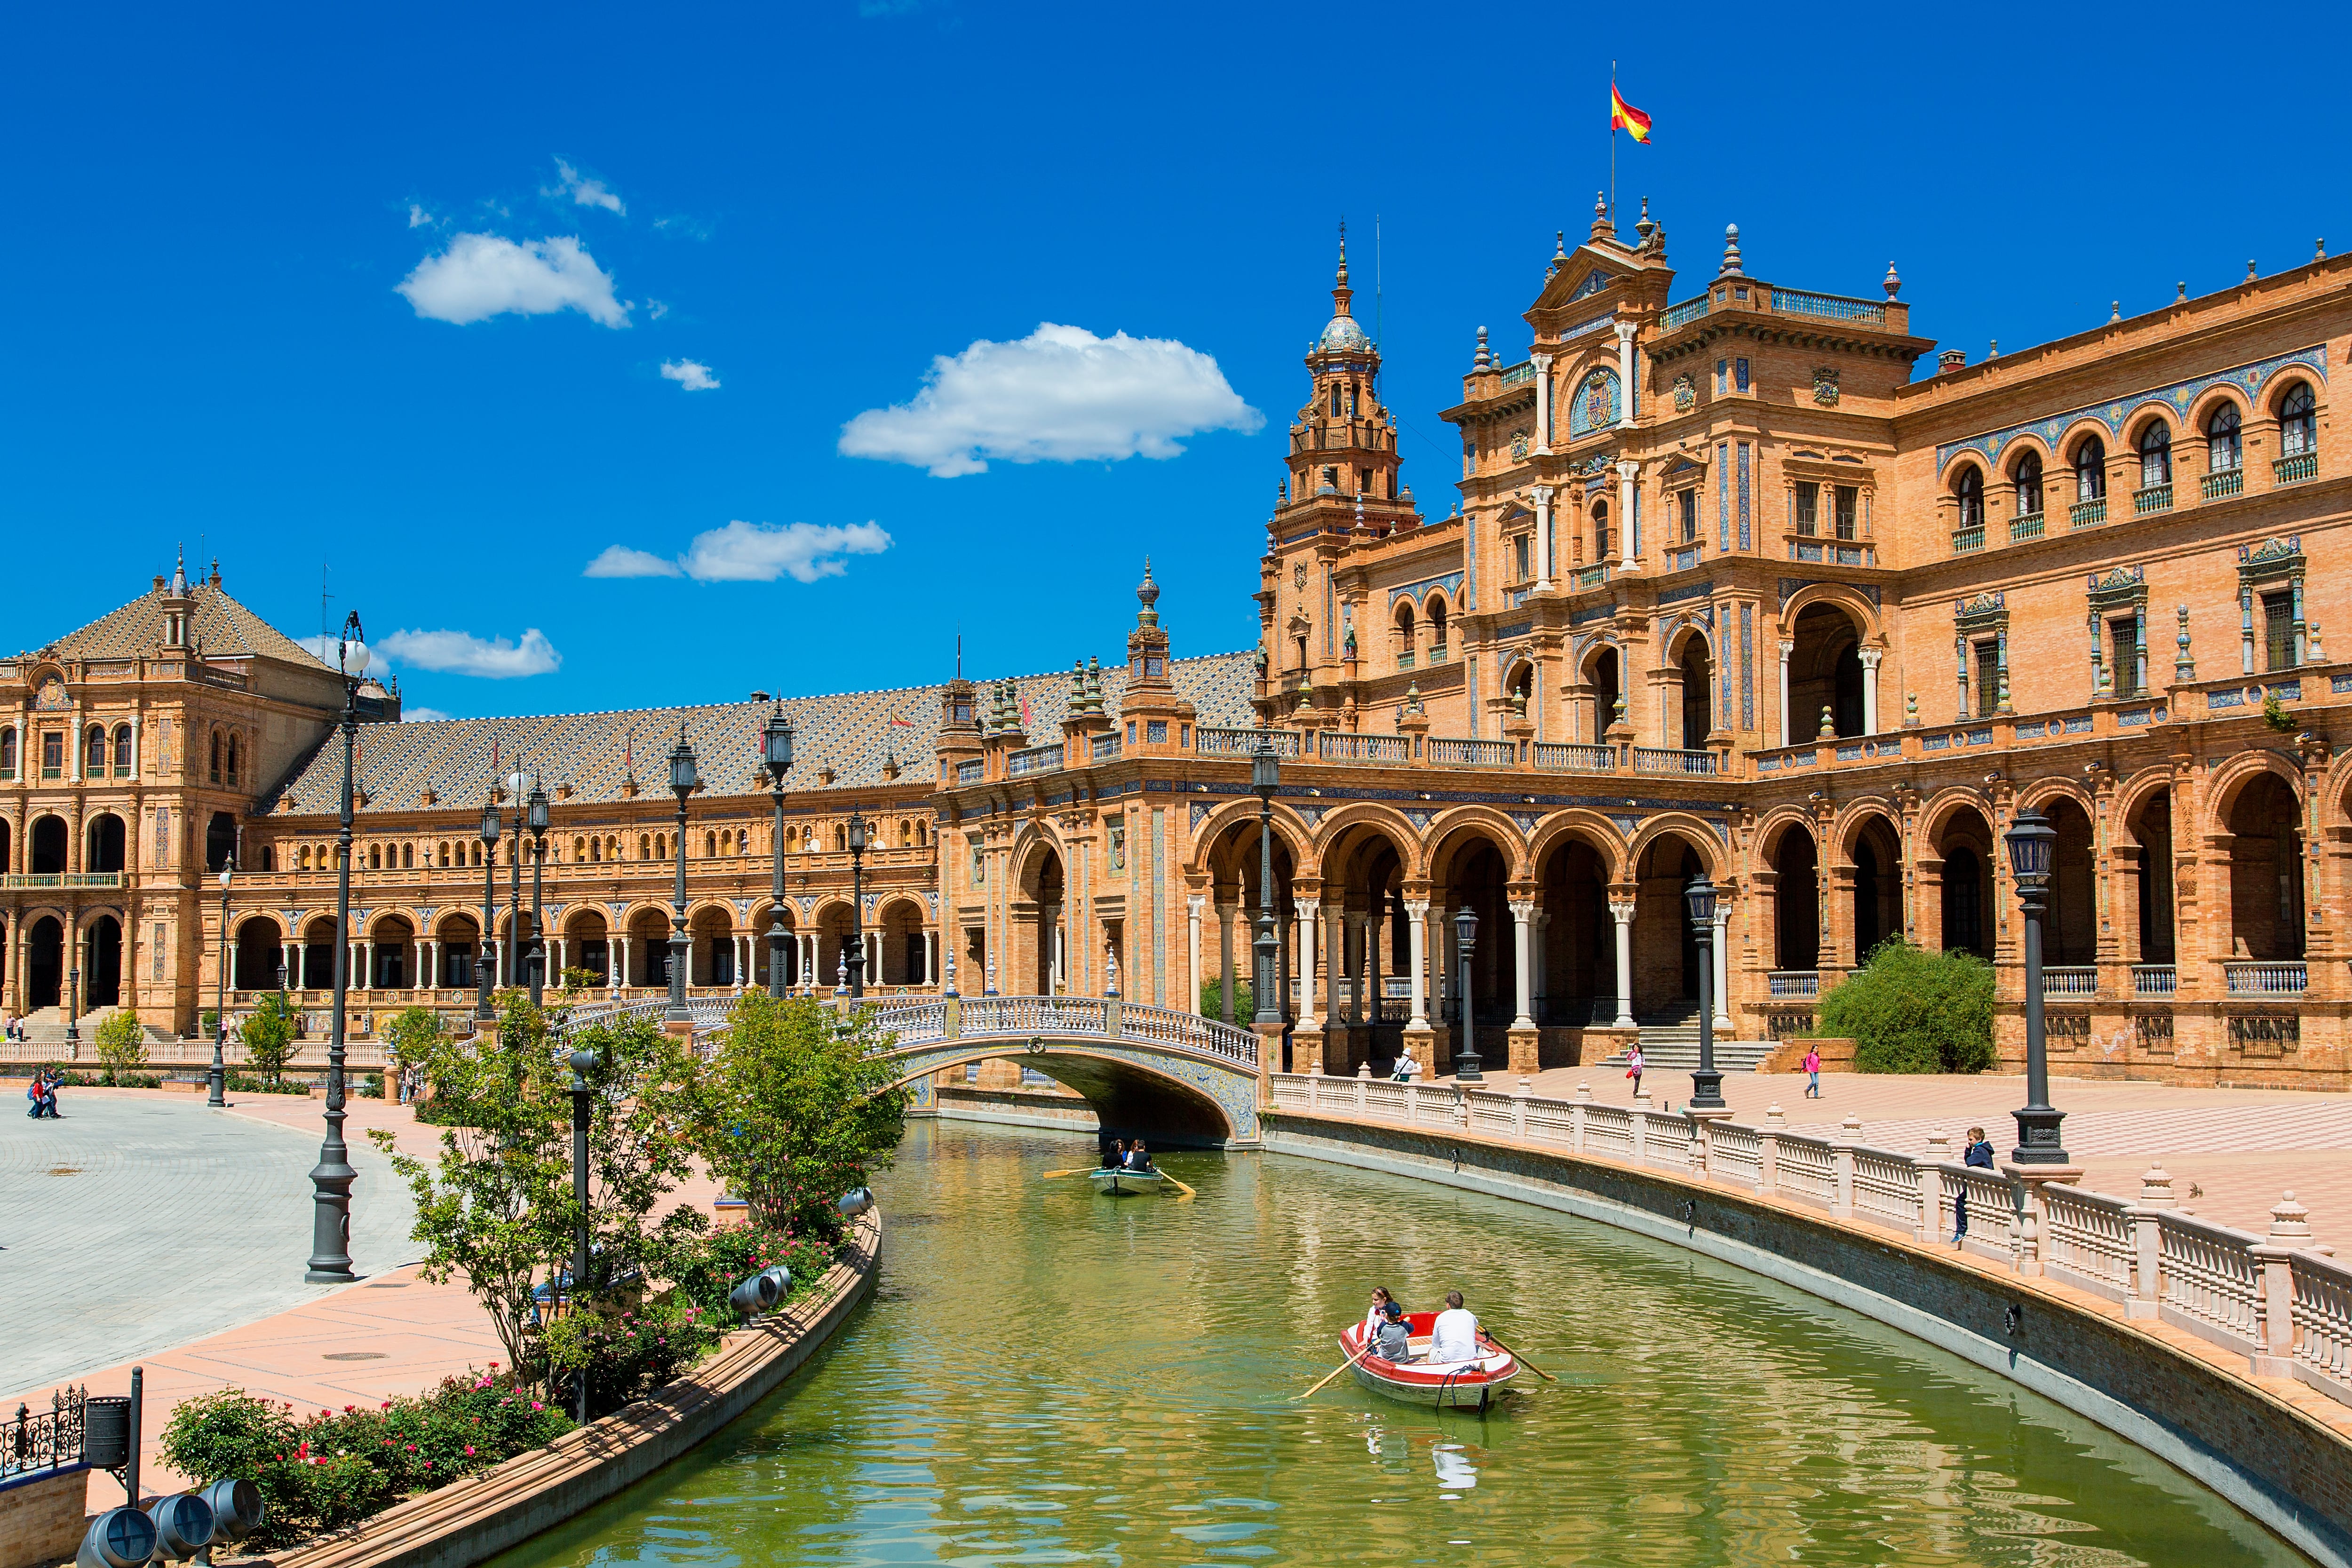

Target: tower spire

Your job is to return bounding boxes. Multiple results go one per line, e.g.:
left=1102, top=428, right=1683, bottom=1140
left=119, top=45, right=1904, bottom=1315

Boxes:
left=1331, top=219, right=1353, bottom=318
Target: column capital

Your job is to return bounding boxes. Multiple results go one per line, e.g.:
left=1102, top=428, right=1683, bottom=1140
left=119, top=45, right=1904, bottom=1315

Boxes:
left=1858, top=647, right=1884, bottom=670
left=1613, top=319, right=1638, bottom=343
left=1532, top=483, right=1556, bottom=507
left=1403, top=899, right=1430, bottom=918
left=1508, top=897, right=1535, bottom=919
left=1531, top=351, right=1555, bottom=370
left=1186, top=893, right=1205, bottom=914
left=1608, top=899, right=1636, bottom=922
left=1780, top=638, right=1796, bottom=657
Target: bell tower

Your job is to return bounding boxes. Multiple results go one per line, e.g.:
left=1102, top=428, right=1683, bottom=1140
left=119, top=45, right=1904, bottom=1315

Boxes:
left=1279, top=226, right=1406, bottom=520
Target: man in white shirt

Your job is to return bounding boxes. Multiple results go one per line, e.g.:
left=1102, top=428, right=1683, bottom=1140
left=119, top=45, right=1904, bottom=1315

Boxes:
left=1428, top=1290, right=1480, bottom=1363
left=1391, top=1046, right=1419, bottom=1082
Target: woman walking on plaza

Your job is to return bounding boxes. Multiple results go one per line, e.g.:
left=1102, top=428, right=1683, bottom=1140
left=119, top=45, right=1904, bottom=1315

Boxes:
left=1625, top=1043, right=1645, bottom=1098
left=1802, top=1044, right=1822, bottom=1098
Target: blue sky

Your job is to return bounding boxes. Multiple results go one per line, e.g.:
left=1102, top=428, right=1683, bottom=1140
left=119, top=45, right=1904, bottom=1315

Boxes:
left=5, top=0, right=2339, bottom=721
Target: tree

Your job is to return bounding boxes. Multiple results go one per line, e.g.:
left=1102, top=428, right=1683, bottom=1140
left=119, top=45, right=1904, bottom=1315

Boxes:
left=689, top=994, right=910, bottom=1241
left=380, top=1005, right=442, bottom=1070
left=93, top=1010, right=148, bottom=1081
left=242, top=992, right=297, bottom=1084
left=1816, top=939, right=1995, bottom=1074
left=367, top=993, right=699, bottom=1385
left=1197, top=976, right=1254, bottom=1020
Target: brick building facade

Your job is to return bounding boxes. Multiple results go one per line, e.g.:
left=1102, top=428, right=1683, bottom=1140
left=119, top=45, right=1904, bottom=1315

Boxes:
left=6, top=210, right=2344, bottom=1087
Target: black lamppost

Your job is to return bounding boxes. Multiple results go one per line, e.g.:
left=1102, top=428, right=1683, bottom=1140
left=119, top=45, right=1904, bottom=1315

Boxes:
left=475, top=794, right=500, bottom=1022
left=1251, top=739, right=1281, bottom=1029
left=505, top=767, right=527, bottom=1002
left=210, top=863, right=232, bottom=1107
left=845, top=810, right=870, bottom=999
left=1684, top=876, right=1725, bottom=1109
left=526, top=777, right=549, bottom=1008
left=763, top=706, right=795, bottom=998
left=566, top=1044, right=596, bottom=1423
left=64, top=942, right=79, bottom=1050
left=305, top=611, right=366, bottom=1283
left=1453, top=904, right=1482, bottom=1082
left=2002, top=808, right=2069, bottom=1164
left=666, top=726, right=698, bottom=1024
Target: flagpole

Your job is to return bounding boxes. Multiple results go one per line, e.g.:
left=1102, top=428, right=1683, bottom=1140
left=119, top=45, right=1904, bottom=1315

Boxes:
left=1609, top=62, right=1617, bottom=223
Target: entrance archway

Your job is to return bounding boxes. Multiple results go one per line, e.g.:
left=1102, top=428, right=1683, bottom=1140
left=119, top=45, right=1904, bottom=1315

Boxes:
left=2227, top=774, right=2304, bottom=960
left=28, top=916, right=63, bottom=1009
left=1787, top=603, right=1865, bottom=741
left=1770, top=824, right=1820, bottom=971
left=235, top=917, right=284, bottom=991
left=85, top=915, right=122, bottom=1008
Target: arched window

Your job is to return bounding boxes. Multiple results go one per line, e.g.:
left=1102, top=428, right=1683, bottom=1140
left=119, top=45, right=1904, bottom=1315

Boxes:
left=1428, top=597, right=1449, bottom=658
left=574, top=836, right=586, bottom=861
left=225, top=732, right=241, bottom=785
left=85, top=726, right=106, bottom=775
left=2138, top=422, right=2172, bottom=488
left=835, top=825, right=848, bottom=852
left=916, top=821, right=928, bottom=846
left=299, top=844, right=311, bottom=870
left=438, top=841, right=450, bottom=867
left=209, top=730, right=222, bottom=782
left=2074, top=435, right=2106, bottom=501
left=111, top=724, right=132, bottom=775
left=0, top=726, right=15, bottom=778
left=655, top=833, right=668, bottom=860
left=2280, top=382, right=2317, bottom=457
left=368, top=844, right=381, bottom=870
left=2206, top=403, right=2241, bottom=472
left=1568, top=369, right=1621, bottom=438
left=471, top=841, right=482, bottom=868
left=2012, top=452, right=2043, bottom=517
left=1592, top=500, right=1610, bottom=560
left=1953, top=466, right=1985, bottom=529
left=402, top=844, right=413, bottom=869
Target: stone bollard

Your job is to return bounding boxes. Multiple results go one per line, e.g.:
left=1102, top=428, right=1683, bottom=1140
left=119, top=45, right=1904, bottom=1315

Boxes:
left=1831, top=1113, right=1861, bottom=1218
left=1759, top=1103, right=1784, bottom=1196
left=1923, top=1129, right=1950, bottom=1160
left=2126, top=1161, right=2176, bottom=1319
left=1572, top=1080, right=1591, bottom=1152
left=1512, top=1075, right=1530, bottom=1140
left=1915, top=1131, right=1949, bottom=1243
left=2250, top=1191, right=2311, bottom=1377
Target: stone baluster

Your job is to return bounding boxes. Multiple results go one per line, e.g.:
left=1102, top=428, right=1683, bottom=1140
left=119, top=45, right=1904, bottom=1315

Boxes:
left=1759, top=1103, right=1782, bottom=1197
left=2250, top=1190, right=2311, bottom=1377
left=1831, top=1112, right=1860, bottom=1218
left=1512, top=1075, right=1529, bottom=1139
left=1572, top=1080, right=1590, bottom=1153
left=2127, top=1160, right=2175, bottom=1320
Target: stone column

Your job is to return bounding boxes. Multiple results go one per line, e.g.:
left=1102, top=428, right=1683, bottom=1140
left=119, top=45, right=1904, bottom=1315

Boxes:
left=1404, top=899, right=1430, bottom=1027
left=1187, top=894, right=1204, bottom=1013
left=614, top=934, right=630, bottom=990
left=1299, top=901, right=1320, bottom=1029
left=1345, top=910, right=1368, bottom=1026
left=1533, top=484, right=1556, bottom=593
left=1509, top=899, right=1536, bottom=1029
left=1614, top=320, right=1637, bottom=431
left=1532, top=353, right=1555, bottom=455
left=1610, top=900, right=1637, bottom=1027
left=1366, top=903, right=1383, bottom=1028
left=1859, top=647, right=1883, bottom=735
left=1714, top=906, right=1733, bottom=1032
left=1778, top=639, right=1796, bottom=748
left=1617, top=458, right=1639, bottom=563
left=1216, top=902, right=1237, bottom=1022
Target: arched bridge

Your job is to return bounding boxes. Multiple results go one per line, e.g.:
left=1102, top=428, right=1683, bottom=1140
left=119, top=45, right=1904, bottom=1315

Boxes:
left=565, top=993, right=1263, bottom=1146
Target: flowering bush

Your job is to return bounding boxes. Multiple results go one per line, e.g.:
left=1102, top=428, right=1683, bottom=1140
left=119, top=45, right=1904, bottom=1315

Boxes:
left=540, top=1298, right=717, bottom=1415
left=662, top=1226, right=839, bottom=1323
left=158, top=1369, right=571, bottom=1548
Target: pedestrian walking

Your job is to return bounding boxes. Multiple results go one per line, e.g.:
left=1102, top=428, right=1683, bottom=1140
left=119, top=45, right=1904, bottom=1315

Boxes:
left=1625, top=1043, right=1645, bottom=1098
left=1954, top=1124, right=1995, bottom=1245
left=1802, top=1044, right=1822, bottom=1098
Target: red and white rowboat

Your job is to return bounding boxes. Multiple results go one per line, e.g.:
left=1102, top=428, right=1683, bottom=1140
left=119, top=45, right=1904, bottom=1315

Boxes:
left=1337, top=1313, right=1519, bottom=1410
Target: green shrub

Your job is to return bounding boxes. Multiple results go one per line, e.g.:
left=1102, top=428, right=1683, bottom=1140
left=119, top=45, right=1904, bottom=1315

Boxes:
left=224, top=1072, right=313, bottom=1095
left=380, top=1005, right=442, bottom=1068
left=242, top=993, right=298, bottom=1083
left=94, top=1011, right=148, bottom=1079
left=660, top=1226, right=837, bottom=1323
left=1197, top=976, right=1255, bottom=1019
left=56, top=1067, right=164, bottom=1089
left=541, top=1297, right=718, bottom=1415
left=1816, top=939, right=1995, bottom=1074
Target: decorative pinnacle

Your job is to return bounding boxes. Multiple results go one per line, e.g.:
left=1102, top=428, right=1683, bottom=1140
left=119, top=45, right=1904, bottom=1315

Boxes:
left=1335, top=219, right=1348, bottom=287
left=1634, top=196, right=1654, bottom=246
left=1551, top=229, right=1567, bottom=272
left=1136, top=556, right=1160, bottom=617
left=1883, top=260, right=1900, bottom=300
left=1719, top=223, right=1743, bottom=277
left=1473, top=325, right=1490, bottom=371
left=2176, top=280, right=2188, bottom=302
left=2111, top=300, right=2122, bottom=323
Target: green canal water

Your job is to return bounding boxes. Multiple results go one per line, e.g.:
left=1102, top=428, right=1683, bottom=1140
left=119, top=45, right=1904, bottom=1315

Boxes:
left=495, top=1120, right=2311, bottom=1567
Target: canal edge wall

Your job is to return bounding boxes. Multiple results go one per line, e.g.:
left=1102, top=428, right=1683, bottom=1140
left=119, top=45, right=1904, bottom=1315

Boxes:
left=228, top=1208, right=883, bottom=1568
left=1262, top=1112, right=2352, bottom=1568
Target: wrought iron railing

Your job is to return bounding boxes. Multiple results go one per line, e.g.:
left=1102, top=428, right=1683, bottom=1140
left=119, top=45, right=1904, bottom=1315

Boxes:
left=2, top=1386, right=87, bottom=1481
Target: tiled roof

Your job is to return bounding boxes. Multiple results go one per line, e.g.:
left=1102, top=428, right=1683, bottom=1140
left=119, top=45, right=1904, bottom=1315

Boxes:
left=264, top=651, right=1258, bottom=818
left=40, top=580, right=333, bottom=670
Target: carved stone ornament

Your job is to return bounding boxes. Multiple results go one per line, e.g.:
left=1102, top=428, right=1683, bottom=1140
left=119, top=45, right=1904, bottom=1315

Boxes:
left=1293, top=562, right=1308, bottom=589
left=1510, top=430, right=1530, bottom=461
left=1672, top=373, right=1696, bottom=413
left=1812, top=366, right=1840, bottom=406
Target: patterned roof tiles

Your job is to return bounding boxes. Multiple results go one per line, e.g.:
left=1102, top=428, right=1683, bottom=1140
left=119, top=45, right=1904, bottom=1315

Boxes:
left=41, top=578, right=333, bottom=670
left=266, top=650, right=1258, bottom=818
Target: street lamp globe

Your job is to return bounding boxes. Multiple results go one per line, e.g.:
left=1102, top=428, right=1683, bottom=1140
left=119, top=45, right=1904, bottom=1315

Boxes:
left=1451, top=904, right=1481, bottom=1082
left=668, top=730, right=699, bottom=796
left=1251, top=737, right=1281, bottom=798
left=847, top=811, right=869, bottom=854
left=1682, top=876, right=1717, bottom=930
left=2004, top=809, right=2056, bottom=884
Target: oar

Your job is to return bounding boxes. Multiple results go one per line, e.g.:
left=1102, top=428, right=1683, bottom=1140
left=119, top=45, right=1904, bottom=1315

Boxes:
left=1294, top=1339, right=1371, bottom=1401
left=1156, top=1170, right=1196, bottom=1200
left=1480, top=1330, right=1556, bottom=1382
left=1041, top=1168, right=1099, bottom=1178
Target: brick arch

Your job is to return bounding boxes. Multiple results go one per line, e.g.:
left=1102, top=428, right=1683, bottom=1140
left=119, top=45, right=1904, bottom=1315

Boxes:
left=1009, top=821, right=1070, bottom=889
left=2014, top=776, right=2096, bottom=821
left=2122, top=399, right=2179, bottom=449
left=1624, top=813, right=1726, bottom=881
left=1527, top=811, right=1627, bottom=883
left=1424, top=805, right=1531, bottom=883
left=2185, top=382, right=2251, bottom=435
left=2052, top=416, right=2114, bottom=468
left=1183, top=796, right=1315, bottom=880
left=1916, top=787, right=1998, bottom=850
left=1832, top=798, right=1904, bottom=865
left=1752, top=805, right=1820, bottom=865
left=1776, top=581, right=1883, bottom=645
left=2111, top=766, right=2182, bottom=843
left=1308, top=801, right=1427, bottom=881
left=2207, top=747, right=2307, bottom=830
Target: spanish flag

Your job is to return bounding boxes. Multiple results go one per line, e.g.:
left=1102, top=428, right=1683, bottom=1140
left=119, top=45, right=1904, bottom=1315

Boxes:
left=1611, top=81, right=1652, bottom=143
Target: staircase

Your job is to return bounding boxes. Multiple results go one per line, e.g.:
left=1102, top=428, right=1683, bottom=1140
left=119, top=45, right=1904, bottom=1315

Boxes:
left=8, top=1006, right=172, bottom=1048
left=1595, top=1003, right=1778, bottom=1074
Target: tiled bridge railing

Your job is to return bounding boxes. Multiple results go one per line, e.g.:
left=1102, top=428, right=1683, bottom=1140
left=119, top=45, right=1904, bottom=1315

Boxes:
left=1268, top=1072, right=2352, bottom=1409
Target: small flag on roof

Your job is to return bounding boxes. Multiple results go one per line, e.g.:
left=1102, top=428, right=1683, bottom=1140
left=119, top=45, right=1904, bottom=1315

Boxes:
left=1610, top=80, right=1651, bottom=143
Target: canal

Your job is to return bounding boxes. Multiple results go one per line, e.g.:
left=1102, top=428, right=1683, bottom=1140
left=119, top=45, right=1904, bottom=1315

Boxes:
left=497, top=1121, right=2311, bottom=1566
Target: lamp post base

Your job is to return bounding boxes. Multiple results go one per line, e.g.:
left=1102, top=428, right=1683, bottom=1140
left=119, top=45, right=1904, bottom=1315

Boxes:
left=1687, top=1067, right=1726, bottom=1111
left=2010, top=1105, right=2070, bottom=1166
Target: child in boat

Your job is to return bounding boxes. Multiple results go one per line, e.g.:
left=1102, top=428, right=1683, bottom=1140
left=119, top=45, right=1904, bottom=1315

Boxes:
left=1362, top=1286, right=1397, bottom=1334
left=1429, top=1291, right=1481, bottom=1364
left=1369, top=1302, right=1415, bottom=1363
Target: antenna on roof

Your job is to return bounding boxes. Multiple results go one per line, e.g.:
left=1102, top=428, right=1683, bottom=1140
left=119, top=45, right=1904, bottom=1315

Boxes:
left=1375, top=212, right=1382, bottom=351
left=955, top=631, right=963, bottom=679
left=320, top=562, right=334, bottom=648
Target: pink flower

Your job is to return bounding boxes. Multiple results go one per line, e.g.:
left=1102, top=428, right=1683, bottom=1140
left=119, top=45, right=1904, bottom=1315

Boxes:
left=405, top=1444, right=418, bottom=1452
left=464, top=1445, right=476, bottom=1457
left=531, top=1401, right=543, bottom=1411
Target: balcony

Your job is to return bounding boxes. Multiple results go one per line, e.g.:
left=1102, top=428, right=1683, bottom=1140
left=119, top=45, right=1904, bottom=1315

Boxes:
left=2133, top=483, right=2173, bottom=516
left=2070, top=497, right=2107, bottom=528
left=1198, top=727, right=1301, bottom=757
left=1428, top=643, right=1449, bottom=663
left=2224, top=961, right=2306, bottom=997
left=1767, top=970, right=1819, bottom=999
left=1951, top=525, right=1985, bottom=554
left=1006, top=744, right=1062, bottom=779
left=2202, top=468, right=2244, bottom=501
left=1317, top=732, right=1410, bottom=764
left=1632, top=747, right=1719, bottom=776
left=1429, top=737, right=1515, bottom=768
left=1660, top=296, right=1710, bottom=330
left=2276, top=451, right=2318, bottom=484
left=1497, top=360, right=1537, bottom=388
left=1, top=873, right=125, bottom=890
left=1768, top=288, right=1886, bottom=325
left=1532, top=741, right=1614, bottom=773
left=1396, top=652, right=1415, bottom=672
left=2132, top=964, right=2177, bottom=998
left=1089, top=733, right=1121, bottom=763
left=2042, top=966, right=2098, bottom=998
left=2010, top=511, right=2045, bottom=542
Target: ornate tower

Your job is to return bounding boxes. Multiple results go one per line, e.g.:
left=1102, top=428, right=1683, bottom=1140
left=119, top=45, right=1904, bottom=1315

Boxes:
left=1281, top=226, right=1405, bottom=516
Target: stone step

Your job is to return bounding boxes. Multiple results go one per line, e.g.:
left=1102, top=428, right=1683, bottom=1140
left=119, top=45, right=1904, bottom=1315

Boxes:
left=1599, top=1038, right=1779, bottom=1073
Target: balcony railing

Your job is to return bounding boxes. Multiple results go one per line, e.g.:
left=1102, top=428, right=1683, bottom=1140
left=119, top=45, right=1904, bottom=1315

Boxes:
left=1428, top=643, right=1449, bottom=662
left=1197, top=727, right=1300, bottom=757
left=1318, top=732, right=1411, bottom=764
left=1951, top=525, right=1985, bottom=554
left=2010, top=511, right=2045, bottom=542
left=1573, top=565, right=1609, bottom=588
left=2132, top=964, right=2178, bottom=998
left=1, top=872, right=126, bottom=890
left=1497, top=360, right=1536, bottom=387
left=2225, top=961, right=2306, bottom=996
left=1660, top=296, right=1710, bottom=330
left=955, top=759, right=984, bottom=785
left=2276, top=451, right=2318, bottom=484
left=1767, top=970, right=1819, bottom=998
left=1396, top=652, right=1414, bottom=671
left=1770, top=288, right=1886, bottom=325
left=2042, top=966, right=2098, bottom=998
left=1428, top=737, right=1516, bottom=768
left=1532, top=741, right=1614, bottom=773
left=1632, top=747, right=1718, bottom=776
left=2071, top=496, right=2107, bottom=528
left=1006, top=744, right=1062, bottom=778
left=2203, top=467, right=2244, bottom=501
left=2134, top=483, right=2174, bottom=516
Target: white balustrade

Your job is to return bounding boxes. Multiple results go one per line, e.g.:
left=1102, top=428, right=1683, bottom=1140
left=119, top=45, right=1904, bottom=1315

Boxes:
left=1775, top=1135, right=1839, bottom=1209
left=2042, top=1183, right=2137, bottom=1303
left=2156, top=1209, right=2266, bottom=1353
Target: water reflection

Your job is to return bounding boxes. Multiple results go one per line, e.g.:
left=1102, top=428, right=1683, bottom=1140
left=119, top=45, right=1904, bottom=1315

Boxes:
left=492, top=1122, right=2311, bottom=1568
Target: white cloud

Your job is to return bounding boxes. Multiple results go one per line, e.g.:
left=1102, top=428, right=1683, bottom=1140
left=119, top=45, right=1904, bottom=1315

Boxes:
left=838, top=322, right=1262, bottom=477
left=647, top=299, right=669, bottom=320
left=402, top=707, right=453, bottom=722
left=549, top=158, right=624, bottom=215
left=377, top=627, right=561, bottom=678
left=660, top=358, right=719, bottom=391
left=583, top=544, right=683, bottom=578
left=583, top=521, right=892, bottom=584
left=406, top=203, right=434, bottom=229
left=396, top=234, right=630, bottom=327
